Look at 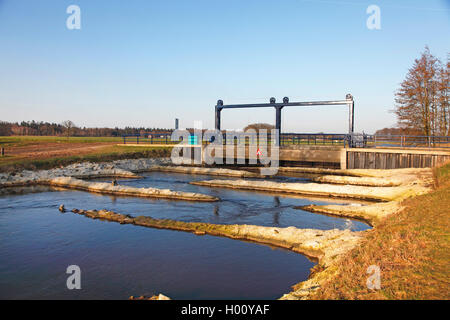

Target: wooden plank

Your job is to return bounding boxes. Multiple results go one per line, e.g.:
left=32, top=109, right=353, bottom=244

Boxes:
left=339, top=150, right=448, bottom=169
left=347, top=152, right=354, bottom=169
left=382, top=153, right=387, bottom=169
left=369, top=152, right=376, bottom=169
left=355, top=152, right=361, bottom=169
left=403, top=154, right=409, bottom=168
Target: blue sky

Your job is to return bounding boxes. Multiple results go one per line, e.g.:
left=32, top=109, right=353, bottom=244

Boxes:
left=0, top=0, right=449, bottom=133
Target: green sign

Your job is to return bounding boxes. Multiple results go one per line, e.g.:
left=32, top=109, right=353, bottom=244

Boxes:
left=188, top=135, right=198, bottom=145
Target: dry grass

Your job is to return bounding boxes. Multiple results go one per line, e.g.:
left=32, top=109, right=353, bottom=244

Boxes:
left=310, top=162, right=450, bottom=300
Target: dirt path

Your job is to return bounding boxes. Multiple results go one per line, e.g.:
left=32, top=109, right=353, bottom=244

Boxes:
left=4, top=142, right=115, bottom=159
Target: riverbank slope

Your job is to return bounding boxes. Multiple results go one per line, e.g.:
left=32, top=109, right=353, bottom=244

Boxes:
left=302, top=162, right=450, bottom=299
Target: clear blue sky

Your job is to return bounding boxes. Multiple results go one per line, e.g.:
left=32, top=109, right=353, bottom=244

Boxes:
left=0, top=0, right=449, bottom=133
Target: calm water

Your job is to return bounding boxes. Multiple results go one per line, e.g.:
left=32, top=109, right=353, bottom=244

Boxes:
left=0, top=172, right=369, bottom=299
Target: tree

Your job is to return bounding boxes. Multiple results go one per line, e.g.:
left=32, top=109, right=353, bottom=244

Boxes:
left=436, top=55, right=449, bottom=135
left=0, top=121, right=12, bottom=136
left=243, top=123, right=275, bottom=133
left=394, top=47, right=449, bottom=136
left=61, top=120, right=76, bottom=139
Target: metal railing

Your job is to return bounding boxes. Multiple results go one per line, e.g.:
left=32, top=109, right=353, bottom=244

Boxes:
left=122, top=133, right=450, bottom=149
left=122, top=134, right=179, bottom=145
left=122, top=132, right=352, bottom=147
left=280, top=133, right=350, bottom=146
left=366, top=135, right=450, bottom=149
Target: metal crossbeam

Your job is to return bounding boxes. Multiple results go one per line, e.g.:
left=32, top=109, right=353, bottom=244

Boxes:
left=217, top=100, right=350, bottom=109
left=214, top=95, right=355, bottom=146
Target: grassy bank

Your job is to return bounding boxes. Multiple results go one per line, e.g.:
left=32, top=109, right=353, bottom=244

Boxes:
left=0, top=144, right=172, bottom=172
left=0, top=136, right=174, bottom=172
left=310, top=162, right=450, bottom=300
left=0, top=136, right=122, bottom=147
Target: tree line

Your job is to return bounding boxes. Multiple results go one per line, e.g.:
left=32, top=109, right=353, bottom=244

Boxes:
left=0, top=120, right=173, bottom=137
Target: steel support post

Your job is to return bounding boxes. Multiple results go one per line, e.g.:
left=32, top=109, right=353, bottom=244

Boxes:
left=275, top=106, right=283, bottom=146
left=215, top=100, right=223, bottom=131
left=346, top=94, right=354, bottom=147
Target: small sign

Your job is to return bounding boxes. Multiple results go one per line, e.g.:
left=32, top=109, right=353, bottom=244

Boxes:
left=188, top=135, right=198, bottom=145
left=256, top=148, right=262, bottom=156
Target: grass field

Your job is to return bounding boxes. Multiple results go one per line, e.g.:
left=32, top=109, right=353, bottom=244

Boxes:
left=0, top=136, right=172, bottom=172
left=311, top=162, right=450, bottom=300
left=0, top=136, right=123, bottom=147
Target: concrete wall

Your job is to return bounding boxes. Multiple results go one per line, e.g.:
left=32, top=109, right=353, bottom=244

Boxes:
left=205, top=145, right=342, bottom=166
left=151, top=144, right=450, bottom=169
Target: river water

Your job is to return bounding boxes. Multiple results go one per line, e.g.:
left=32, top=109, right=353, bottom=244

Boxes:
left=0, top=172, right=369, bottom=299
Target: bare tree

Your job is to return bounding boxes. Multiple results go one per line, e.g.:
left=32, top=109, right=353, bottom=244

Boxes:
left=437, top=55, right=450, bottom=135
left=244, top=123, right=275, bottom=132
left=61, top=120, right=75, bottom=139
left=394, top=47, right=449, bottom=136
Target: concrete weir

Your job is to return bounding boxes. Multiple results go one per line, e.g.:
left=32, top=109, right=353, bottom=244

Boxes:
left=297, top=201, right=402, bottom=227
left=195, top=143, right=450, bottom=169
left=145, top=165, right=260, bottom=178
left=312, top=175, right=402, bottom=187
left=190, top=179, right=418, bottom=202
left=46, top=177, right=219, bottom=202
left=276, top=167, right=372, bottom=177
